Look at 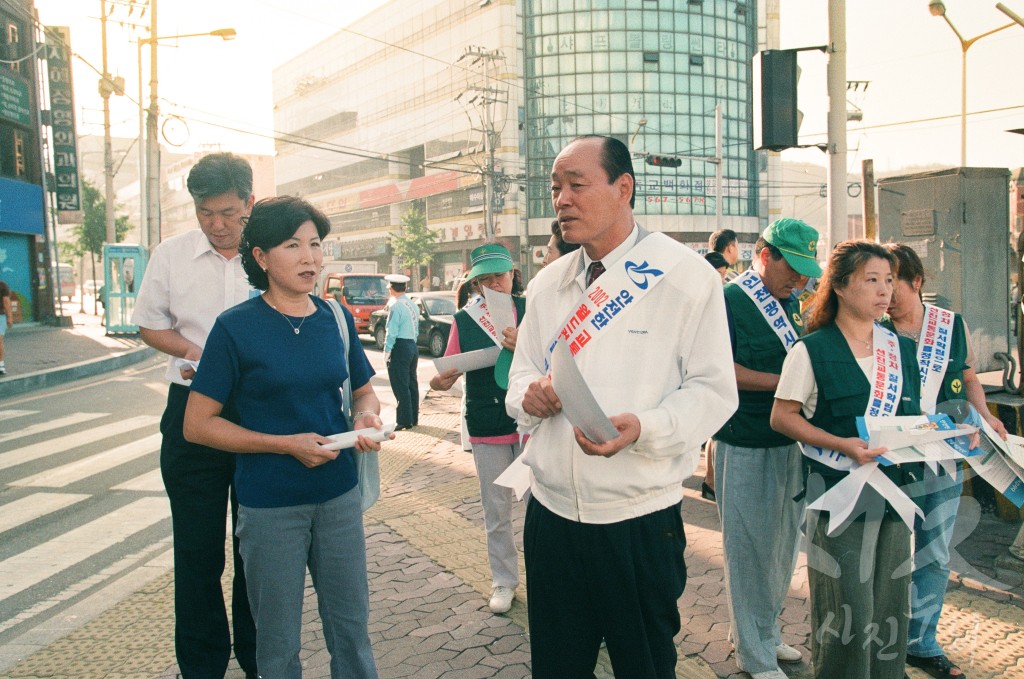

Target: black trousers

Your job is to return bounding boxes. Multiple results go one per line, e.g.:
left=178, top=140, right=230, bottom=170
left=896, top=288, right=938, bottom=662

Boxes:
left=388, top=338, right=419, bottom=426
left=524, top=497, right=688, bottom=679
left=160, top=384, right=257, bottom=678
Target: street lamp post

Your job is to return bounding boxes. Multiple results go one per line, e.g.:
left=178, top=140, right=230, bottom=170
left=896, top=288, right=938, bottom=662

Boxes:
left=137, top=26, right=236, bottom=250
left=929, top=0, right=1014, bottom=166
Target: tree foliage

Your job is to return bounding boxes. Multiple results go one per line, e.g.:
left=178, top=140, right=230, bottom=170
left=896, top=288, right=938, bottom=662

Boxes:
left=389, top=207, right=438, bottom=281
left=71, top=179, right=132, bottom=259
left=389, top=206, right=438, bottom=268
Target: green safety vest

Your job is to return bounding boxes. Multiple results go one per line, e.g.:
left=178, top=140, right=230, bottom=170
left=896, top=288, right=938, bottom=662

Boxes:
left=454, top=295, right=526, bottom=438
left=801, top=323, right=924, bottom=512
left=714, top=282, right=805, bottom=448
left=880, top=312, right=969, bottom=404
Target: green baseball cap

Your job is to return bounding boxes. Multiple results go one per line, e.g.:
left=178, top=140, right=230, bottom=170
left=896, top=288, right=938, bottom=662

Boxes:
left=467, top=243, right=514, bottom=280
left=762, top=218, right=822, bottom=278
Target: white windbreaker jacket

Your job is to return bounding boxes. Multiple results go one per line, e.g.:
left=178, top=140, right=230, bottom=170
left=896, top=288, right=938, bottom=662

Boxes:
left=506, top=228, right=738, bottom=524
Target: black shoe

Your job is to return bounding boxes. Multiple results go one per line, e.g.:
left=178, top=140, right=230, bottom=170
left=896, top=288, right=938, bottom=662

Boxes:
left=701, top=482, right=716, bottom=501
left=906, top=653, right=965, bottom=678
left=396, top=424, right=413, bottom=431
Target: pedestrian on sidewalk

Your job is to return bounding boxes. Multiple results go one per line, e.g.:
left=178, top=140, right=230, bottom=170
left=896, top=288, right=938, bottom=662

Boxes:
left=131, top=152, right=259, bottom=678
left=884, top=242, right=1007, bottom=679
left=184, top=196, right=387, bottom=679
left=713, top=219, right=821, bottom=679
left=430, top=242, right=526, bottom=614
left=506, top=135, right=737, bottom=679
left=0, top=277, right=11, bottom=375
left=383, top=273, right=419, bottom=430
left=771, top=240, right=923, bottom=679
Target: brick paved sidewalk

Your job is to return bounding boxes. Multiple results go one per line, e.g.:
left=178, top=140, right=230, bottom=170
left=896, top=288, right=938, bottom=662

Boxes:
left=4, top=389, right=1023, bottom=678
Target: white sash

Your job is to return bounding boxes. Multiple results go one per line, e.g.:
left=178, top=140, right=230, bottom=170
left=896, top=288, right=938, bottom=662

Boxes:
left=463, top=295, right=502, bottom=347
left=802, top=324, right=923, bottom=533
left=917, top=303, right=955, bottom=415
left=542, top=233, right=683, bottom=371
left=733, top=269, right=800, bottom=352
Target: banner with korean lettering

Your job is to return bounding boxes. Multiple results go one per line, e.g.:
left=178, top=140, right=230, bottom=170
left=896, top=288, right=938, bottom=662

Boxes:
left=45, top=26, right=81, bottom=218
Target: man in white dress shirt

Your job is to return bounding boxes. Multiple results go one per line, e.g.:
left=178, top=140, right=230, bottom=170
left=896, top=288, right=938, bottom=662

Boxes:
left=132, top=153, right=258, bottom=679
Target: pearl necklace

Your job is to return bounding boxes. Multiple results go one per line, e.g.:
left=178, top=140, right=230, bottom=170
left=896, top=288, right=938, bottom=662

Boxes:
left=267, top=296, right=313, bottom=335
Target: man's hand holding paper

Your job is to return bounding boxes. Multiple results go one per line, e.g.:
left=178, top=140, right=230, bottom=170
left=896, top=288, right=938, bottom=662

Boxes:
left=522, top=375, right=562, bottom=418
left=574, top=413, right=641, bottom=457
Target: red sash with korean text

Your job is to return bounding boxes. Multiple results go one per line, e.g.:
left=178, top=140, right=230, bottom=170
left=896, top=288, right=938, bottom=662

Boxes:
left=917, top=303, right=955, bottom=414
left=542, top=233, right=682, bottom=371
left=463, top=295, right=502, bottom=347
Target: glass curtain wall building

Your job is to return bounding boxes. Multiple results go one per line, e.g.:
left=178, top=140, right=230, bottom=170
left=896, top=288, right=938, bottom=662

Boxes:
left=522, top=0, right=759, bottom=242
left=272, top=0, right=760, bottom=283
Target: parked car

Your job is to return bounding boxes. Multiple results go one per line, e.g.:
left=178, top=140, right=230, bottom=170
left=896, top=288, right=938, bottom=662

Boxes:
left=84, top=279, right=102, bottom=295
left=370, top=291, right=456, bottom=358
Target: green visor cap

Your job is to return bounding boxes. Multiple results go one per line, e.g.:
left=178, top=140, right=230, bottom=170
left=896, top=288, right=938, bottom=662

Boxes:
left=762, top=218, right=823, bottom=278
left=467, top=243, right=514, bottom=280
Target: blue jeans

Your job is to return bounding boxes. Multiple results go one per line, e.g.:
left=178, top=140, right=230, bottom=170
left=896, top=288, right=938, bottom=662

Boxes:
left=236, top=487, right=378, bottom=679
left=715, top=441, right=804, bottom=674
left=907, top=464, right=962, bottom=658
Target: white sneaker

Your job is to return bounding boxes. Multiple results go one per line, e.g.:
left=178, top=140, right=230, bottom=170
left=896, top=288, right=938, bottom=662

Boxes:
left=751, top=670, right=788, bottom=679
left=488, top=586, right=514, bottom=614
left=776, top=642, right=803, bottom=662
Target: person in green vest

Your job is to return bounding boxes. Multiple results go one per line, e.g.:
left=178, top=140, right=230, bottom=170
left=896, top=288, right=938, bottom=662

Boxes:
left=771, top=240, right=924, bottom=679
left=714, top=218, right=821, bottom=679
left=883, top=243, right=1006, bottom=679
left=429, top=243, right=526, bottom=614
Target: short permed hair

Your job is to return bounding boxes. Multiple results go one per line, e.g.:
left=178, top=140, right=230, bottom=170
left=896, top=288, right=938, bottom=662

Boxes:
left=186, top=152, right=253, bottom=203
left=239, top=196, right=331, bottom=290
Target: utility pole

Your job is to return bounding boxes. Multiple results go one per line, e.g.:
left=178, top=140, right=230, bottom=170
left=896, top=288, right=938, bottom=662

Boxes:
left=826, top=0, right=848, bottom=248
left=456, top=46, right=508, bottom=241
left=861, top=159, right=876, bottom=240
left=100, top=1, right=115, bottom=244
left=714, top=102, right=723, bottom=222
left=146, top=0, right=159, bottom=248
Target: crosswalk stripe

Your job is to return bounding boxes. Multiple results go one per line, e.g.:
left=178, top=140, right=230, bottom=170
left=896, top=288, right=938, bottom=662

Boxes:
left=0, top=410, right=38, bottom=423
left=112, top=469, right=165, bottom=492
left=0, top=493, right=90, bottom=534
left=0, top=496, right=170, bottom=604
left=10, top=434, right=162, bottom=488
left=0, top=413, right=108, bottom=445
left=0, top=415, right=160, bottom=472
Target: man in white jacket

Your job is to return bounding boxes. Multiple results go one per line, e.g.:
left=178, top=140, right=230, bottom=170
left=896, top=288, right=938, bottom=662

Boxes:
left=505, top=135, right=738, bottom=679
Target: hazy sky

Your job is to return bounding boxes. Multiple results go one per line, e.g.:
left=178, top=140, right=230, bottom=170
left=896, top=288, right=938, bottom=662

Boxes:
left=33, top=0, right=1024, bottom=173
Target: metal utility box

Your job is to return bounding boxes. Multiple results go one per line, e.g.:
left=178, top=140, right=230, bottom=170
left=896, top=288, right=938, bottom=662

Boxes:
left=878, top=167, right=1011, bottom=373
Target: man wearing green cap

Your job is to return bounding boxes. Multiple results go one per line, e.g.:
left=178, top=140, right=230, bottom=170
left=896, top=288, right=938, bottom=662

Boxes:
left=713, top=217, right=821, bottom=679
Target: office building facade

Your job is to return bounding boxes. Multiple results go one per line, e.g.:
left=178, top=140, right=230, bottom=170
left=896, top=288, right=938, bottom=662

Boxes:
left=273, top=0, right=760, bottom=285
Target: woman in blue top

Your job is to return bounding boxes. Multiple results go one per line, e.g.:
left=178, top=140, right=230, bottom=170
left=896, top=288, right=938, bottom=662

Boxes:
left=184, top=196, right=389, bottom=679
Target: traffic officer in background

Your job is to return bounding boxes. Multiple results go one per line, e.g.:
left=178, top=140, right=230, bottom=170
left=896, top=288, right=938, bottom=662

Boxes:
left=384, top=273, right=419, bottom=430
left=713, top=218, right=821, bottom=679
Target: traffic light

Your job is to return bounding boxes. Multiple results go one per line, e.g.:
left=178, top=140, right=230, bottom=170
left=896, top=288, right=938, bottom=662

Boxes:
left=753, top=49, right=800, bottom=151
left=646, top=154, right=682, bottom=168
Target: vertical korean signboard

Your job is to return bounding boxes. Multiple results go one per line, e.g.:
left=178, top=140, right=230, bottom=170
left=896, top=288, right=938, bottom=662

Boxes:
left=45, top=26, right=81, bottom=219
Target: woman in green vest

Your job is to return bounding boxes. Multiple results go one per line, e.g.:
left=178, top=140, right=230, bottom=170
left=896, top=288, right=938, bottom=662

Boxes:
left=429, top=243, right=526, bottom=615
left=883, top=243, right=1005, bottom=679
left=770, top=240, right=923, bottom=679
